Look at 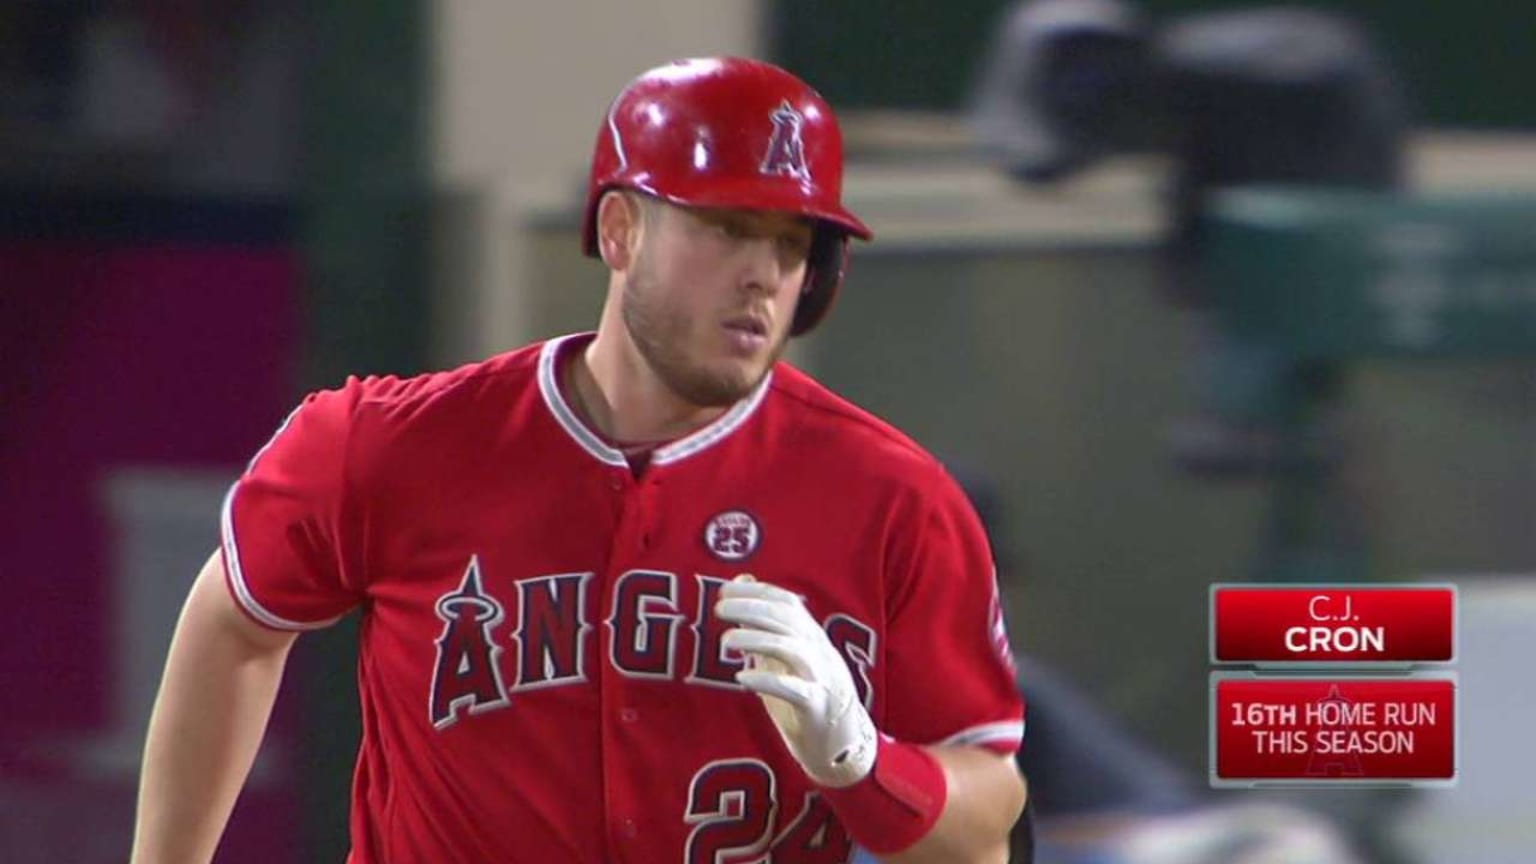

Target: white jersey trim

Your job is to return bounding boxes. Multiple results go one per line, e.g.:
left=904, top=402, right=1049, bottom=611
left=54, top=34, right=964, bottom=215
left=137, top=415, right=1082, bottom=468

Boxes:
left=538, top=335, right=628, bottom=466
left=537, top=334, right=772, bottom=468
left=653, top=370, right=772, bottom=466
left=937, top=720, right=1026, bottom=750
left=220, top=482, right=343, bottom=632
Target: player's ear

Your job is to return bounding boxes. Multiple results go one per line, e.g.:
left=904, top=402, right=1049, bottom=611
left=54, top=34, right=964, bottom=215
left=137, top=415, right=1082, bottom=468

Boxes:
left=596, top=190, right=643, bottom=270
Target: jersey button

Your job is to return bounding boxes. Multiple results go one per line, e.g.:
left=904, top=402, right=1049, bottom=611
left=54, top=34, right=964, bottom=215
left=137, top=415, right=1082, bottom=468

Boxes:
left=621, top=819, right=638, bottom=839
left=609, top=475, right=624, bottom=491
left=620, top=708, right=638, bottom=723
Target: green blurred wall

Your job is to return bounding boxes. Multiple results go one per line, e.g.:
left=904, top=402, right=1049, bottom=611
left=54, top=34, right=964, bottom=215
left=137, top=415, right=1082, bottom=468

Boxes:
left=298, top=1, right=431, bottom=859
left=773, top=0, right=1536, bottom=128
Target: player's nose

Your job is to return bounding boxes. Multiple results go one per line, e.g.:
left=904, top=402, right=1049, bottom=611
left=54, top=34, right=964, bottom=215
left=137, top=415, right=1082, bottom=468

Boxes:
left=735, top=236, right=804, bottom=298
left=735, top=244, right=780, bottom=296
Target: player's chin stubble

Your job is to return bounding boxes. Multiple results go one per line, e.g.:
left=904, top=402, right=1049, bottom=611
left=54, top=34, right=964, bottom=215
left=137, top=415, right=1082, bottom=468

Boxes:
left=621, top=267, right=784, bottom=409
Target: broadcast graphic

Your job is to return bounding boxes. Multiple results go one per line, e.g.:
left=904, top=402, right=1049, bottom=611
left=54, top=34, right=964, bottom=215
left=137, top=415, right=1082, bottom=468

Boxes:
left=1209, top=585, right=1458, bottom=788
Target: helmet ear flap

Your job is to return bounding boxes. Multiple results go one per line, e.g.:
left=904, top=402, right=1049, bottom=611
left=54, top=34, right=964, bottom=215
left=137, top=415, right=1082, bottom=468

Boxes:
left=790, top=228, right=849, bottom=336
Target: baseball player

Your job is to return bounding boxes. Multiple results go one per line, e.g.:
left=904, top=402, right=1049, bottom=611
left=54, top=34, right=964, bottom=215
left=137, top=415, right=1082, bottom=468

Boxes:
left=132, top=57, right=1026, bottom=863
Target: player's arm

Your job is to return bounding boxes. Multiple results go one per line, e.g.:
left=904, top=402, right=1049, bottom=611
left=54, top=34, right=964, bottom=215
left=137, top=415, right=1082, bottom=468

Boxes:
left=881, top=743, right=1025, bottom=863
left=130, top=549, right=298, bottom=864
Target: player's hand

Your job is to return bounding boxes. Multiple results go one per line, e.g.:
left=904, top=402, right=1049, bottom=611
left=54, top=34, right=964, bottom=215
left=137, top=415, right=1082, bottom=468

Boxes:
left=716, top=575, right=877, bottom=788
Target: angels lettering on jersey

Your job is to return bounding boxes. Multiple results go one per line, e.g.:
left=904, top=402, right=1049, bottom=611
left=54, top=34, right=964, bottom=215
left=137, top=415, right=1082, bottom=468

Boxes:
left=430, top=556, right=876, bottom=729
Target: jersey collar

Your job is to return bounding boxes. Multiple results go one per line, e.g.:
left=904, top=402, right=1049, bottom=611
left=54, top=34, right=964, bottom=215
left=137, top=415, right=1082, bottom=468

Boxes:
left=537, top=333, right=773, bottom=469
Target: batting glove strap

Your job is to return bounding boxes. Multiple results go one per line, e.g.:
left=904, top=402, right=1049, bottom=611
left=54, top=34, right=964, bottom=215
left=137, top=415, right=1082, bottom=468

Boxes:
left=799, top=689, right=877, bottom=788
left=821, top=736, right=949, bottom=855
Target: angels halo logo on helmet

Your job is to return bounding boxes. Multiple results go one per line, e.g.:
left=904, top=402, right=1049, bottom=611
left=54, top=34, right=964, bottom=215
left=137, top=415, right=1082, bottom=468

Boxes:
left=582, top=57, right=873, bottom=336
left=761, top=100, right=811, bottom=180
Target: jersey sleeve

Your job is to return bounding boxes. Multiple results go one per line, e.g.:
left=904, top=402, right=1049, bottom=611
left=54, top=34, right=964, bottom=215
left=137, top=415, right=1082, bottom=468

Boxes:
left=880, top=469, right=1025, bottom=755
left=220, top=379, right=367, bottom=630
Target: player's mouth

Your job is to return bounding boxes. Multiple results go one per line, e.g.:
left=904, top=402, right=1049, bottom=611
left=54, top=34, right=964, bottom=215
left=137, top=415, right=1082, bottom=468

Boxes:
left=722, top=315, right=769, bottom=354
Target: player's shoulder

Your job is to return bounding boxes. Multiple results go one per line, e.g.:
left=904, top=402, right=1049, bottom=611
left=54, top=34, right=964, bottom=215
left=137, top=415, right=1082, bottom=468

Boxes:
left=319, top=341, right=543, bottom=426
left=767, top=363, right=955, bottom=494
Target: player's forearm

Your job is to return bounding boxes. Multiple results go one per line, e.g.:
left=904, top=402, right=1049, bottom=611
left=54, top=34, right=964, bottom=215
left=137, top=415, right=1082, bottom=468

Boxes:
left=132, top=558, right=296, bottom=864
left=878, top=746, right=1026, bottom=864
left=132, top=625, right=292, bottom=862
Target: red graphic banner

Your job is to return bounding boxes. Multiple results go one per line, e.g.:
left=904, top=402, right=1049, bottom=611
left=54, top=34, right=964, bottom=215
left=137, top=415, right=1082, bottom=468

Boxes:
left=1212, top=676, right=1456, bottom=784
left=1212, top=585, right=1455, bottom=665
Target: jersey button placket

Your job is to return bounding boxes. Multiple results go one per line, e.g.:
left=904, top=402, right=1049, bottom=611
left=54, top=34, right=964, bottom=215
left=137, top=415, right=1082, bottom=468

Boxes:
left=638, top=473, right=662, bottom=549
left=601, top=470, right=645, bottom=860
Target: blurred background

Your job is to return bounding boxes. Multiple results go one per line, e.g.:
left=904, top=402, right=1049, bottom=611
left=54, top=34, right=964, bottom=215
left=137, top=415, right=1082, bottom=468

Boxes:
left=2, top=1, right=1533, bottom=861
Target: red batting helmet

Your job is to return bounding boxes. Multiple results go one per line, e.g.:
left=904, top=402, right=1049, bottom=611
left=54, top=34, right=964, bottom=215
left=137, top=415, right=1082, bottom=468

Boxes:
left=583, top=57, right=872, bottom=336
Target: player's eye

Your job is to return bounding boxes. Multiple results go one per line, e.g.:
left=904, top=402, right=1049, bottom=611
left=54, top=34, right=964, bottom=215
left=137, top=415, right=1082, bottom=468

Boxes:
left=777, top=233, right=812, bottom=259
left=719, top=220, right=751, bottom=240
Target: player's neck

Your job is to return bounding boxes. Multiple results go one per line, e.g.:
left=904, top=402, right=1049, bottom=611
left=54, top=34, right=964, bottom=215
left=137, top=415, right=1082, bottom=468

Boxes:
left=573, top=329, right=728, bottom=445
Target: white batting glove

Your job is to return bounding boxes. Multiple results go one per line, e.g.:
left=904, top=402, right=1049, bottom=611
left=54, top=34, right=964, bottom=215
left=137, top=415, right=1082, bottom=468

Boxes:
left=716, top=575, right=878, bottom=788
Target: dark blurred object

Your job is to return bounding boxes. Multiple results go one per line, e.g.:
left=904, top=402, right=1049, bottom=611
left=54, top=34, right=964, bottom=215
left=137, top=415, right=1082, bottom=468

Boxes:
left=1016, top=655, right=1196, bottom=817
left=971, top=1, right=1408, bottom=289
left=970, top=0, right=1155, bottom=182
left=1016, top=799, right=1036, bottom=864
left=1156, top=7, right=1408, bottom=305
left=970, top=1, right=1416, bottom=586
left=1148, top=6, right=1406, bottom=583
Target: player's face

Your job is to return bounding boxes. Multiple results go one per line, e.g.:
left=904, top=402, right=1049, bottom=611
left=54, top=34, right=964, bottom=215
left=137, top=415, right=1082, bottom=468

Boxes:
left=622, top=201, right=813, bottom=407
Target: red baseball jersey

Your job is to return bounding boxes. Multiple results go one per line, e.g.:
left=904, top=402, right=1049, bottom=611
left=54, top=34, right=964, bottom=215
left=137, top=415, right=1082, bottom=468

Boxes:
left=222, top=333, right=1024, bottom=863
